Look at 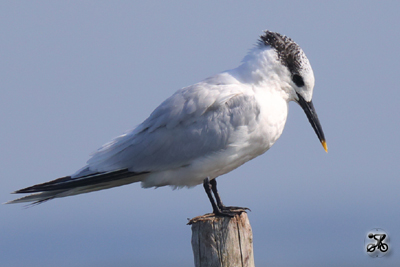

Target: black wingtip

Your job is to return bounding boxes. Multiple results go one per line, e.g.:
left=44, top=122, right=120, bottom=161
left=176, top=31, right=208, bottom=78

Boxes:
left=13, top=176, right=72, bottom=194
left=12, top=169, right=148, bottom=195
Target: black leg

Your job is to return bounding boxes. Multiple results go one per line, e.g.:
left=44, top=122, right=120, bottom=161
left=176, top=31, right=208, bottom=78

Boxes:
left=203, top=177, right=249, bottom=217
left=203, top=177, right=221, bottom=214
left=210, top=178, right=225, bottom=210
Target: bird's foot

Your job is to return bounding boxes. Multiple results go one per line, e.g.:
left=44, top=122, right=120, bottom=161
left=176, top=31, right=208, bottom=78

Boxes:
left=187, top=206, right=250, bottom=224
left=213, top=206, right=250, bottom=217
left=221, top=205, right=251, bottom=212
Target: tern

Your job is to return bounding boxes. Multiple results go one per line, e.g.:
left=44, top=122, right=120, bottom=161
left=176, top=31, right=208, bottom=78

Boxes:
left=7, top=30, right=327, bottom=215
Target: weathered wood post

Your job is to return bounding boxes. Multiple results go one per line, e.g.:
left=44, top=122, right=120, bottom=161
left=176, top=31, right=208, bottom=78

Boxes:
left=188, top=212, right=255, bottom=267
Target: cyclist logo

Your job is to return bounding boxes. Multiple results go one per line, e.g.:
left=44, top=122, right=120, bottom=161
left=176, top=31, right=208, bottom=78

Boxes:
left=365, top=228, right=389, bottom=257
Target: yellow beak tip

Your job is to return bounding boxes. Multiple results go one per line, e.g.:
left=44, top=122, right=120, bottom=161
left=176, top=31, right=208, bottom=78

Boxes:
left=322, top=141, right=328, bottom=153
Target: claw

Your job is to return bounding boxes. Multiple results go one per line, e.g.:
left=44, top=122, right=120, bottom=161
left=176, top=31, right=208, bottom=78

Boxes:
left=221, top=206, right=251, bottom=212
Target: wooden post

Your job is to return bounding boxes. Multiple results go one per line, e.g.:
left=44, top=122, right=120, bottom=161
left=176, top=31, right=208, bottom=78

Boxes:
left=188, top=212, right=255, bottom=267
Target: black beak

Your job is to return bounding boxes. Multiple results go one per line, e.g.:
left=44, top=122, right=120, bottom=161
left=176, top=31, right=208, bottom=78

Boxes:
left=297, top=93, right=328, bottom=152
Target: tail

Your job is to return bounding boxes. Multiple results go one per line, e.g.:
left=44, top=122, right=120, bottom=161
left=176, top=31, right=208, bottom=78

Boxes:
left=6, top=169, right=147, bottom=205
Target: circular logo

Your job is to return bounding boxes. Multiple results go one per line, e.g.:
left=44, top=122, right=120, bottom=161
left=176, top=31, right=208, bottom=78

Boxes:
left=365, top=228, right=389, bottom=258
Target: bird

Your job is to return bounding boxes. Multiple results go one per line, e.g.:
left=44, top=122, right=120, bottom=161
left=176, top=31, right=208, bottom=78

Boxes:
left=6, top=30, right=327, bottom=216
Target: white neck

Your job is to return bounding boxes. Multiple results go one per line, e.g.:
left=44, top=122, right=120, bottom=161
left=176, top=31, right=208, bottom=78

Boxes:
left=228, top=46, right=295, bottom=102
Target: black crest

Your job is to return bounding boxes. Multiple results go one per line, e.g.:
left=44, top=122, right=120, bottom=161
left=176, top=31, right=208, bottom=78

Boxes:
left=259, top=31, right=307, bottom=76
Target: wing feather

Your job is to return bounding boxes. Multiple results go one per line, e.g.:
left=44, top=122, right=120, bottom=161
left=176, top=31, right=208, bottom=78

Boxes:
left=87, top=73, right=259, bottom=174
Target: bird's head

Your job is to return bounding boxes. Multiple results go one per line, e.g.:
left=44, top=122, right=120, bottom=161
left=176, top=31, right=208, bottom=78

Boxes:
left=259, top=30, right=328, bottom=152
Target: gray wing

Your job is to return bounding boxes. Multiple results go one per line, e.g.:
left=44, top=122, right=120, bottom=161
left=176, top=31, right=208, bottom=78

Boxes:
left=85, top=78, right=260, bottom=174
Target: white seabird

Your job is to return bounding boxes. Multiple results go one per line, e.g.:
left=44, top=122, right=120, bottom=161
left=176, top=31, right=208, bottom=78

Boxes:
left=7, top=30, right=327, bottom=215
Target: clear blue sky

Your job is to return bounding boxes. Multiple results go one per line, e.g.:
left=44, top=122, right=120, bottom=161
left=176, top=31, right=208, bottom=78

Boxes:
left=1, top=1, right=399, bottom=266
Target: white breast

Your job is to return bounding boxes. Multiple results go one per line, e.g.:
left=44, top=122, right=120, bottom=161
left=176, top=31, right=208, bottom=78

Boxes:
left=141, top=85, right=289, bottom=188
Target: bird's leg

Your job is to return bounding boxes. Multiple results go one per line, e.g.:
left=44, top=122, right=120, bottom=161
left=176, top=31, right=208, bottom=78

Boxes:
left=209, top=178, right=225, bottom=210
left=203, top=177, right=221, bottom=214
left=210, top=178, right=250, bottom=213
left=203, top=178, right=235, bottom=217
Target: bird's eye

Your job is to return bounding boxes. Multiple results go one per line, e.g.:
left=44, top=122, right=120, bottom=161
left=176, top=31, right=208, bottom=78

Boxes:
left=292, top=74, right=305, bottom=87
